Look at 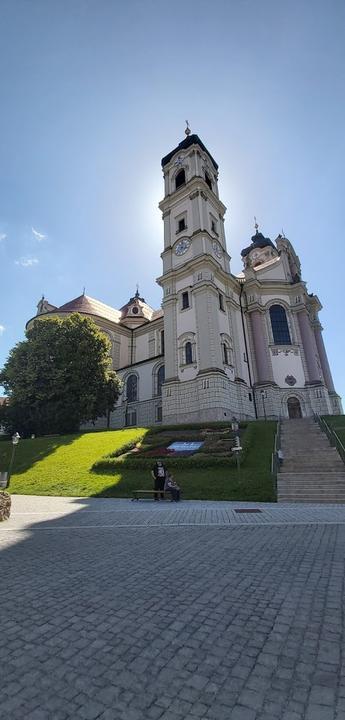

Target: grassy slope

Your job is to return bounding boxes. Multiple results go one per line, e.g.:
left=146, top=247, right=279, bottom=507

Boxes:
left=3, top=421, right=276, bottom=502
left=5, top=429, right=148, bottom=497
left=323, top=415, right=345, bottom=446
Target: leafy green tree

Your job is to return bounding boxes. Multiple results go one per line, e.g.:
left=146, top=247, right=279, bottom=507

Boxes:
left=0, top=314, right=122, bottom=435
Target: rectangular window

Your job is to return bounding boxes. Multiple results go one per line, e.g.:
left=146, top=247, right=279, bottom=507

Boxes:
left=125, top=410, right=137, bottom=427
left=156, top=406, right=162, bottom=422
left=161, top=330, right=165, bottom=354
left=219, top=293, right=224, bottom=311
left=182, top=291, right=189, bottom=310
left=248, top=392, right=252, bottom=402
left=178, top=218, right=186, bottom=233
left=210, top=214, right=218, bottom=234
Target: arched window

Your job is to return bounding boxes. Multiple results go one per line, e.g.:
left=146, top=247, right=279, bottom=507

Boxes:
left=269, top=305, right=291, bottom=345
left=157, top=365, right=165, bottom=396
left=126, top=374, right=138, bottom=402
left=175, top=169, right=185, bottom=189
left=205, top=172, right=212, bottom=190
left=185, top=341, right=193, bottom=365
left=221, top=337, right=234, bottom=366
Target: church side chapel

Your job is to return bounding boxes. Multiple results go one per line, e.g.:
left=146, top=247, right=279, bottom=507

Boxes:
left=28, top=127, right=342, bottom=427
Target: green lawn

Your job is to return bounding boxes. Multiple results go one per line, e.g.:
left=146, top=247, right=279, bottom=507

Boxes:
left=323, top=415, right=345, bottom=446
left=1, top=421, right=277, bottom=502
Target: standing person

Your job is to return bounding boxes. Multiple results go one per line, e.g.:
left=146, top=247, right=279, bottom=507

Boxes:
left=164, top=472, right=181, bottom=502
left=151, top=460, right=167, bottom=501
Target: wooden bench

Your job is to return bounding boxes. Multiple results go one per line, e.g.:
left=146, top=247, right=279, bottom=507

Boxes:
left=131, top=490, right=175, bottom=501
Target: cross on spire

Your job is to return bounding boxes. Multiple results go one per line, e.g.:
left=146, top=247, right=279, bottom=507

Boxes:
left=254, top=216, right=259, bottom=234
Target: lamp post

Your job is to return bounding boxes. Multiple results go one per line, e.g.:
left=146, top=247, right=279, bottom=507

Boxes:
left=260, top=390, right=267, bottom=420
left=7, top=432, right=20, bottom=487
left=231, top=417, right=242, bottom=481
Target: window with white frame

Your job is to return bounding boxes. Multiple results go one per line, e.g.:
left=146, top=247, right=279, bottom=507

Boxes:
left=269, top=304, right=292, bottom=345
left=178, top=333, right=196, bottom=367
left=181, top=291, right=190, bottom=310
left=157, top=365, right=165, bottom=396
left=185, top=342, right=193, bottom=365
left=156, top=406, right=162, bottom=422
left=125, top=409, right=137, bottom=426
left=175, top=168, right=185, bottom=189
left=221, top=335, right=234, bottom=366
left=126, top=374, right=138, bottom=403
left=210, top=214, right=218, bottom=234
left=176, top=213, right=187, bottom=234
left=205, top=171, right=212, bottom=190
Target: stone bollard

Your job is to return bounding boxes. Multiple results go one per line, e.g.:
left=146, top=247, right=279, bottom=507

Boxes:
left=0, top=491, right=11, bottom=521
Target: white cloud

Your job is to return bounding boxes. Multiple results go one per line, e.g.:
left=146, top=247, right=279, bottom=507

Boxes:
left=15, top=257, right=39, bottom=267
left=32, top=227, right=47, bottom=242
left=0, top=233, right=6, bottom=242
left=0, top=325, right=5, bottom=336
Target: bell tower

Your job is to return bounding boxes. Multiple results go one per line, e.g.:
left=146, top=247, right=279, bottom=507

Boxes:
left=157, top=126, right=250, bottom=423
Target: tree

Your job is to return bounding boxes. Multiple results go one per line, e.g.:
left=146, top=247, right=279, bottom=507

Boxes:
left=99, top=371, right=123, bottom=429
left=0, top=314, right=123, bottom=435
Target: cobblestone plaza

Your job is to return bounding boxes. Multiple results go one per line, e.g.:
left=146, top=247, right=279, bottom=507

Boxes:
left=1, top=497, right=345, bottom=719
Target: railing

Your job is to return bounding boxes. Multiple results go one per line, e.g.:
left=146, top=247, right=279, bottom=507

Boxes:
left=271, top=417, right=281, bottom=493
left=314, top=413, right=345, bottom=466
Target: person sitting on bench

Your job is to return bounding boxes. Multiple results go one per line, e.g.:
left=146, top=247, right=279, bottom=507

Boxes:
left=164, top=472, right=181, bottom=502
left=151, top=460, right=167, bottom=501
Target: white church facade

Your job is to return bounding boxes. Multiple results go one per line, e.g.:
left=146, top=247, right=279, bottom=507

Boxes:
left=28, top=130, right=342, bottom=426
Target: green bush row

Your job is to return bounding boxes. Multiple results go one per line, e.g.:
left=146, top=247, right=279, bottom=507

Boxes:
left=148, top=420, right=247, bottom=433
left=92, top=454, right=236, bottom=471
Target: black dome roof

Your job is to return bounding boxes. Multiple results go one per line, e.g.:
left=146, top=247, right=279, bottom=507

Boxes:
left=241, top=231, right=276, bottom=258
left=161, top=134, right=218, bottom=170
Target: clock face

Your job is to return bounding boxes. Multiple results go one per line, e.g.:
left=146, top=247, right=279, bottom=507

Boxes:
left=175, top=238, right=191, bottom=256
left=212, top=241, right=222, bottom=258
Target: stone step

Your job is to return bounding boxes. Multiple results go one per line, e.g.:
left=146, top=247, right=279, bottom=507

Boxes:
left=284, top=443, right=340, bottom=452
left=280, top=466, right=344, bottom=473
left=281, top=437, right=333, bottom=442
left=278, top=473, right=345, bottom=480
left=278, top=488, right=345, bottom=496
left=279, top=497, right=345, bottom=504
left=281, top=461, right=343, bottom=467
left=278, top=479, right=345, bottom=486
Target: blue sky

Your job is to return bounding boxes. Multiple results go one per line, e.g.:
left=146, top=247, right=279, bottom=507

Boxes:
left=0, top=0, right=344, bottom=403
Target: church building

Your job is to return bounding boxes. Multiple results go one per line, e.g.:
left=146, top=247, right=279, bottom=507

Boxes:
left=28, top=128, right=342, bottom=426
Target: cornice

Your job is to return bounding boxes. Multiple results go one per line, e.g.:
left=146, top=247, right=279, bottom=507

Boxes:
left=118, top=353, right=164, bottom=372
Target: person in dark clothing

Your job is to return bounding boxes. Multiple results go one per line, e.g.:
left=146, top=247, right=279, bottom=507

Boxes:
left=151, top=460, right=167, bottom=500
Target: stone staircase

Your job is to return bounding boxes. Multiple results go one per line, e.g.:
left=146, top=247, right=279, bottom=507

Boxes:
left=277, top=418, right=345, bottom=503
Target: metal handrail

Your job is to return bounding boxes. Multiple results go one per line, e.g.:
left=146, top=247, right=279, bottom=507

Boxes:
left=314, top=413, right=345, bottom=466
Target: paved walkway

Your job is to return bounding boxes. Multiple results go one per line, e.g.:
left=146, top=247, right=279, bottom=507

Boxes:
left=1, top=496, right=345, bottom=719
